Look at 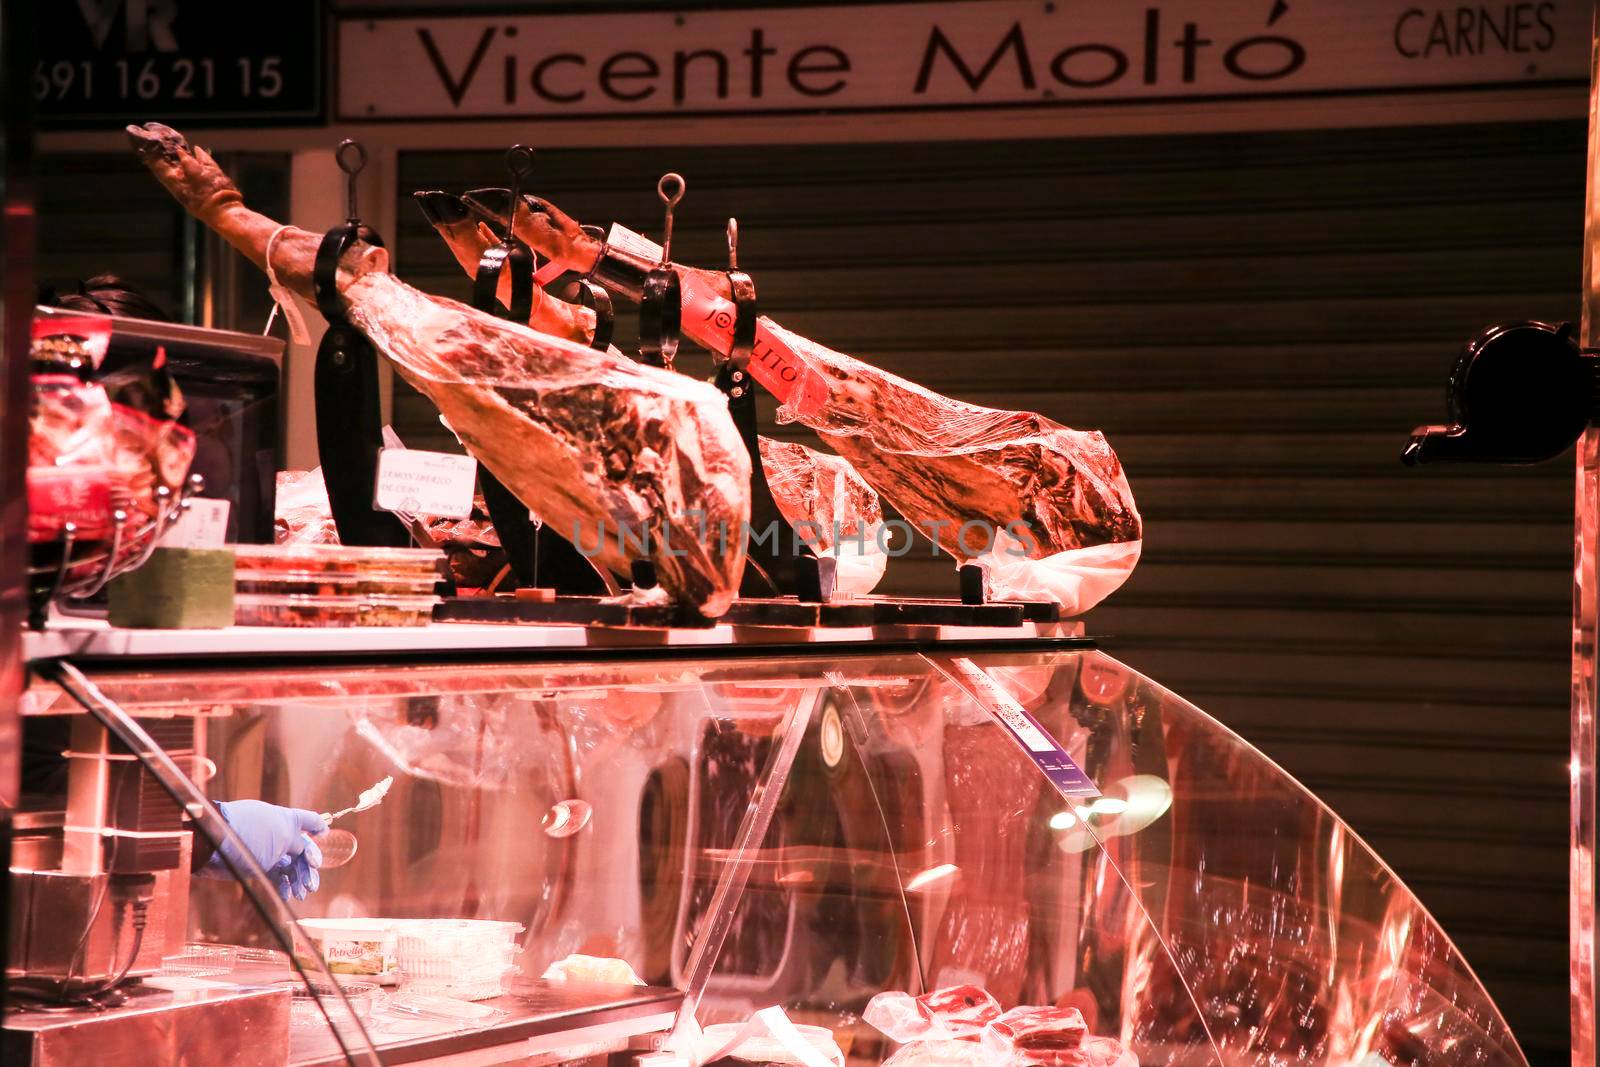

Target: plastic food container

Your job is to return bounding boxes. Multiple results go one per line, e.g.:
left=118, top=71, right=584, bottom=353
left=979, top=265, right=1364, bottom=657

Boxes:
left=393, top=919, right=524, bottom=1001
left=233, top=544, right=444, bottom=579
left=235, top=592, right=439, bottom=628
left=235, top=569, right=441, bottom=597
left=161, top=942, right=237, bottom=978
left=287, top=978, right=379, bottom=1030
left=296, top=917, right=396, bottom=977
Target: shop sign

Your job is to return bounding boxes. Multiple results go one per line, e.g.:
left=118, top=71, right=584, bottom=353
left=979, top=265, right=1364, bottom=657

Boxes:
left=34, top=0, right=323, bottom=129
left=338, top=1, right=1588, bottom=122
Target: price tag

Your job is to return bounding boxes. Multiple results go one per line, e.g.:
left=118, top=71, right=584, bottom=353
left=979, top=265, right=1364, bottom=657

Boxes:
left=372, top=447, right=477, bottom=520
left=160, top=498, right=231, bottom=549
left=940, top=657, right=1100, bottom=799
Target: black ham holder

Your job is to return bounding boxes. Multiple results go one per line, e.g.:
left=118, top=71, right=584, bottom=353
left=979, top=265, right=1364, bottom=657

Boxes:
left=712, top=217, right=832, bottom=602
left=312, top=140, right=409, bottom=548
left=468, top=146, right=607, bottom=595
left=635, top=175, right=829, bottom=602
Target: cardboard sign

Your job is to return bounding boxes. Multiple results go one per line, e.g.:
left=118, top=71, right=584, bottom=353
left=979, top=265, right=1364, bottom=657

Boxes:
left=160, top=498, right=231, bottom=549
left=372, top=447, right=478, bottom=520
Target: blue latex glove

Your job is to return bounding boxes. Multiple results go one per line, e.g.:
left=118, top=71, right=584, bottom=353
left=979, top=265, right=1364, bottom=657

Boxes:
left=206, top=800, right=328, bottom=901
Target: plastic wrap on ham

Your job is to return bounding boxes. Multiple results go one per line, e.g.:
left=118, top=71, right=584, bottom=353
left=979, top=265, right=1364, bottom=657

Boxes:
left=762, top=321, right=1141, bottom=613
left=128, top=122, right=749, bottom=617
left=340, top=272, right=749, bottom=613
left=759, top=437, right=886, bottom=596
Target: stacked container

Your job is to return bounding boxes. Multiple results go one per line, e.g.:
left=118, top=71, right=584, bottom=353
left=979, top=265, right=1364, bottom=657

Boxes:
left=392, top=919, right=525, bottom=1001
left=231, top=544, right=444, bottom=627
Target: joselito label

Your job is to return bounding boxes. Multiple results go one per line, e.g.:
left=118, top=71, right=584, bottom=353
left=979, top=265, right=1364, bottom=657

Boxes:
left=603, top=223, right=828, bottom=419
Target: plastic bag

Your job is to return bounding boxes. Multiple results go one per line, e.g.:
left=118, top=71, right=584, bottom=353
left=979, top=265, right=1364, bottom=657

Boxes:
left=865, top=985, right=1003, bottom=1043
left=764, top=321, right=1141, bottom=608
left=759, top=437, right=887, bottom=596
left=972, top=532, right=1143, bottom=614
left=868, top=989, right=1136, bottom=1067
left=28, top=372, right=115, bottom=542
left=29, top=319, right=196, bottom=563
left=670, top=1006, right=845, bottom=1066
left=274, top=468, right=340, bottom=545
left=540, top=953, right=643, bottom=985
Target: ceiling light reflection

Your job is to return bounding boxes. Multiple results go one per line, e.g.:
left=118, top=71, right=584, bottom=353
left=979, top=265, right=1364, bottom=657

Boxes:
left=904, top=863, right=959, bottom=893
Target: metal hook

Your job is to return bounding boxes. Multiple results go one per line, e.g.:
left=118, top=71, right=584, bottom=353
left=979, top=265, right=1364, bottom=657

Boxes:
left=657, top=172, right=685, bottom=265
left=336, top=139, right=368, bottom=222
left=505, top=144, right=535, bottom=237
left=727, top=217, right=739, bottom=270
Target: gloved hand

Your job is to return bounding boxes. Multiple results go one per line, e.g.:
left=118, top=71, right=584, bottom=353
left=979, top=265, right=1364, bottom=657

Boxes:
left=204, top=800, right=328, bottom=901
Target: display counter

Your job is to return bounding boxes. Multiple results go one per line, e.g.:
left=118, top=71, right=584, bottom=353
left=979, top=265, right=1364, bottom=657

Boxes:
left=5, top=621, right=1528, bottom=1066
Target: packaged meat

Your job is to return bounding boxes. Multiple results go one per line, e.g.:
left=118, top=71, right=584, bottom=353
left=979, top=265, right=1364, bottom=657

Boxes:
left=235, top=569, right=439, bottom=597
left=231, top=543, right=445, bottom=579
left=131, top=123, right=750, bottom=617
left=981, top=1006, right=1088, bottom=1066
left=540, top=953, right=643, bottom=985
left=758, top=437, right=886, bottom=596
left=865, top=984, right=1003, bottom=1042
left=234, top=592, right=439, bottom=628
left=28, top=372, right=115, bottom=542
left=274, top=468, right=340, bottom=545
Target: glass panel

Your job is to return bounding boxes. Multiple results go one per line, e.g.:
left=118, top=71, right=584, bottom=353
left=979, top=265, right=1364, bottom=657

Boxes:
left=12, top=667, right=379, bottom=1067
left=63, top=657, right=838, bottom=1063
left=967, top=648, right=1529, bottom=1067
left=49, top=647, right=1529, bottom=1067
left=698, top=653, right=1225, bottom=1066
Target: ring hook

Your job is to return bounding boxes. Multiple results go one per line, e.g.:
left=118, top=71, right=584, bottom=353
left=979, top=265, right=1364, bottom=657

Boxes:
left=336, top=139, right=368, bottom=223
left=657, top=172, right=685, bottom=265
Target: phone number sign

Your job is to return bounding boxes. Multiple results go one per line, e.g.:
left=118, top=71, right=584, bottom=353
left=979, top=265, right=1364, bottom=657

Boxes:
left=35, top=0, right=323, bottom=128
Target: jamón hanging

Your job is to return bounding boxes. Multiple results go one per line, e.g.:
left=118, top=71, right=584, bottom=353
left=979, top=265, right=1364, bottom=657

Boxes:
left=128, top=123, right=749, bottom=616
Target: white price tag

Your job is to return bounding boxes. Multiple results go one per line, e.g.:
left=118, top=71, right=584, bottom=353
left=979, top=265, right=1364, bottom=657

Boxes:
left=159, top=498, right=231, bottom=549
left=372, top=447, right=478, bottom=519
left=606, top=222, right=663, bottom=262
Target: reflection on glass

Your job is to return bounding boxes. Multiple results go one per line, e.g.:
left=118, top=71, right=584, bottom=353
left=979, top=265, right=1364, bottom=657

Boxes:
left=25, top=648, right=1530, bottom=1067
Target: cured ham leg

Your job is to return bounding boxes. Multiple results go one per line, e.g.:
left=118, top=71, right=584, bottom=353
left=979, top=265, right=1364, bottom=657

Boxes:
left=416, top=191, right=888, bottom=595
left=127, top=123, right=749, bottom=615
left=458, top=191, right=1141, bottom=607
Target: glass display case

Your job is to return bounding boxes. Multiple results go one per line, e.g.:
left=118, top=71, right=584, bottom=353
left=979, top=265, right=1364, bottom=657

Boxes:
left=5, top=632, right=1527, bottom=1067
